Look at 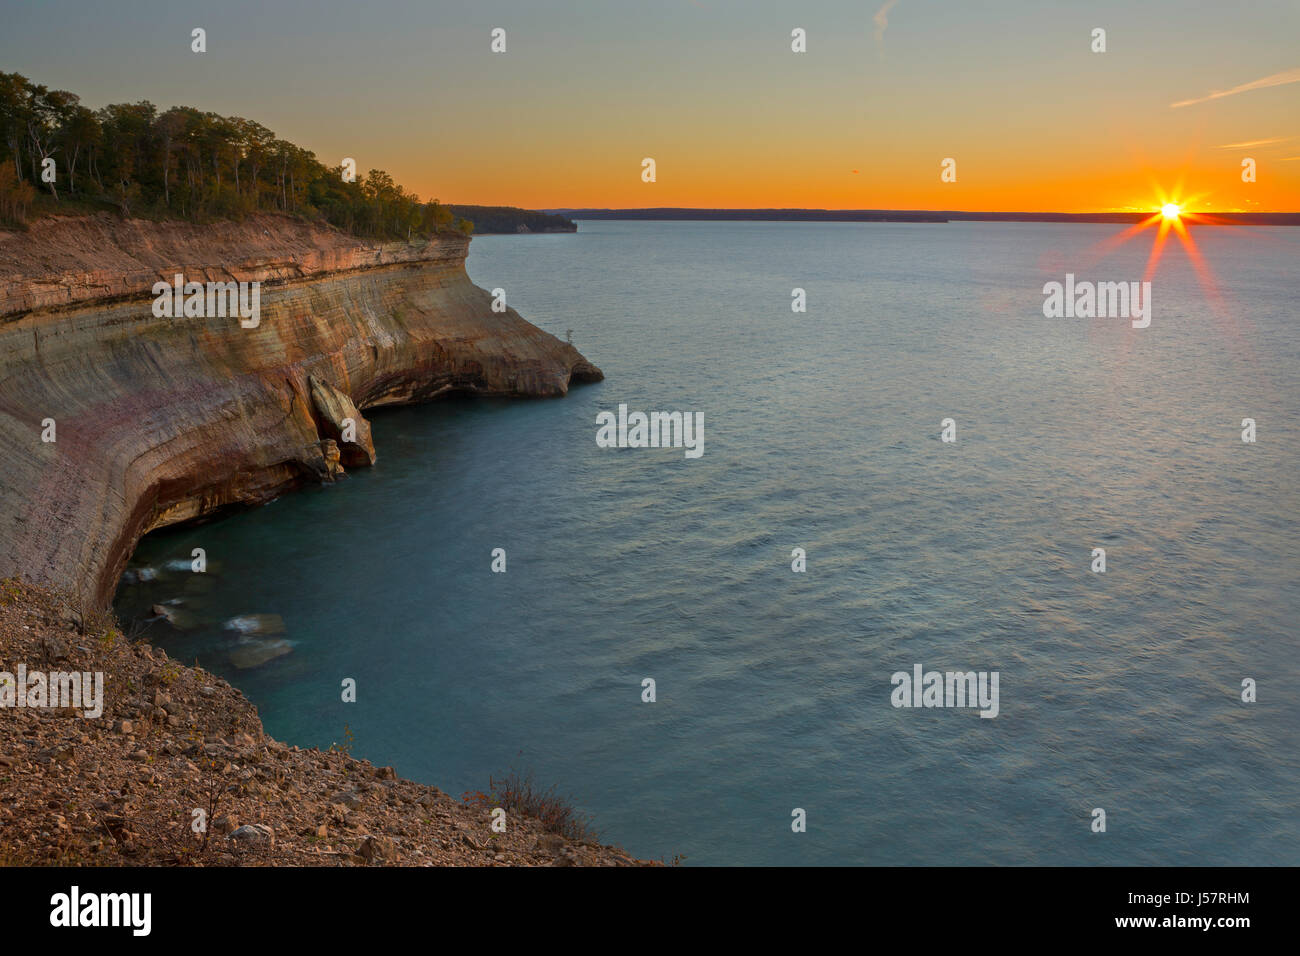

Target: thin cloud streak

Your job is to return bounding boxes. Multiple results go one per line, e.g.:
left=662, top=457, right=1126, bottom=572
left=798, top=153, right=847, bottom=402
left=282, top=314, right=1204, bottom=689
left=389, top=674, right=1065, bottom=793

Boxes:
left=1215, top=137, right=1293, bottom=149
left=1171, top=67, right=1300, bottom=108
left=874, top=0, right=900, bottom=50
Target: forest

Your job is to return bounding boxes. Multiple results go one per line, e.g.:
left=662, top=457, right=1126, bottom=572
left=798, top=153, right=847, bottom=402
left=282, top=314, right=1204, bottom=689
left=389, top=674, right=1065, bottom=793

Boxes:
left=0, top=71, right=471, bottom=238
left=445, top=205, right=576, bottom=234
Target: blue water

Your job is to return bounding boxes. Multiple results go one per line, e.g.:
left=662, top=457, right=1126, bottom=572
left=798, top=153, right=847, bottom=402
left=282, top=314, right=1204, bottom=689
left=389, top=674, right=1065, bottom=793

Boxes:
left=116, top=220, right=1300, bottom=865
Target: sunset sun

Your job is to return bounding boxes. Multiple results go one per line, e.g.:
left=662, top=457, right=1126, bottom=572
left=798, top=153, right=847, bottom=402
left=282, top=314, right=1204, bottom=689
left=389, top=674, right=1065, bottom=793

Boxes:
left=1161, top=202, right=1182, bottom=220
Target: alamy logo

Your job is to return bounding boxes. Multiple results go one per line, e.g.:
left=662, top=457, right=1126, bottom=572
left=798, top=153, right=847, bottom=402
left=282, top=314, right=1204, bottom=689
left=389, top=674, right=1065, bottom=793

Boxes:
left=0, top=665, right=103, bottom=718
left=151, top=274, right=261, bottom=328
left=1042, top=274, right=1151, bottom=328
left=50, top=886, right=151, bottom=936
left=596, top=404, right=704, bottom=459
left=890, top=664, right=999, bottom=718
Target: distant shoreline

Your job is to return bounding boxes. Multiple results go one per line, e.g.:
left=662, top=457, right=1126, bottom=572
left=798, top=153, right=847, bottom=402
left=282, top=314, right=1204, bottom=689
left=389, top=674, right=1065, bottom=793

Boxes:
left=547, top=208, right=1300, bottom=226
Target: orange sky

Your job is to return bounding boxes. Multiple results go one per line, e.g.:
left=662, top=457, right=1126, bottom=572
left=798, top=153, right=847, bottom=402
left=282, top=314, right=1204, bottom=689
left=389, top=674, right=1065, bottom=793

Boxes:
left=3, top=0, right=1296, bottom=212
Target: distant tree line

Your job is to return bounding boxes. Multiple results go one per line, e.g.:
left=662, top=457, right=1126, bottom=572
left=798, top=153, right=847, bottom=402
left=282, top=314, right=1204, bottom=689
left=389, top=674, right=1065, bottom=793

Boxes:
left=0, top=71, right=471, bottom=237
left=447, top=205, right=576, bottom=234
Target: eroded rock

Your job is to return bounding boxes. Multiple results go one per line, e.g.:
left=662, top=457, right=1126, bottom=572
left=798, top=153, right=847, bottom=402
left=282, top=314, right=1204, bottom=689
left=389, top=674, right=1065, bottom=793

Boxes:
left=310, top=376, right=375, bottom=467
left=0, top=214, right=602, bottom=606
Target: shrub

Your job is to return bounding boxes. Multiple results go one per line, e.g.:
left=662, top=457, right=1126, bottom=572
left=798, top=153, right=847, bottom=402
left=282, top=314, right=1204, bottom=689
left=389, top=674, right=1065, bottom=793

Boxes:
left=466, top=768, right=597, bottom=843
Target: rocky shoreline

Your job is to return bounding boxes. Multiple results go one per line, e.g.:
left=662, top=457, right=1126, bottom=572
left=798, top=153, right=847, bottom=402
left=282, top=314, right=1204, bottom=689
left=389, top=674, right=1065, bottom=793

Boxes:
left=0, top=213, right=602, bottom=607
left=0, top=580, right=650, bottom=866
left=0, top=213, right=640, bottom=867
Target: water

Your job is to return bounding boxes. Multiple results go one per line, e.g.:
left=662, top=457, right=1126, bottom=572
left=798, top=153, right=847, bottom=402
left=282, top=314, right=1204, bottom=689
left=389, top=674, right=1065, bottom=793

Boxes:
left=115, top=220, right=1300, bottom=865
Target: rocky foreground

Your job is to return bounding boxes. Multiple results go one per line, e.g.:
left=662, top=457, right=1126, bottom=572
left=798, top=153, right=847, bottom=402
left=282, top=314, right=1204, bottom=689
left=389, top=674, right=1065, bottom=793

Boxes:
left=0, top=580, right=651, bottom=866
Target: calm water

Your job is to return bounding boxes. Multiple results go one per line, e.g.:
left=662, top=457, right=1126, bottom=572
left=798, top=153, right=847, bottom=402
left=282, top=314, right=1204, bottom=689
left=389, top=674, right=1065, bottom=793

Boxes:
left=116, top=220, right=1300, bottom=865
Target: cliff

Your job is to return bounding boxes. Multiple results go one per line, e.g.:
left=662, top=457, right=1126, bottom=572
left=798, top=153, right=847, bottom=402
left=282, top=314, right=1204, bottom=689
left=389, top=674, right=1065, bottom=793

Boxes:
left=0, top=213, right=602, bottom=608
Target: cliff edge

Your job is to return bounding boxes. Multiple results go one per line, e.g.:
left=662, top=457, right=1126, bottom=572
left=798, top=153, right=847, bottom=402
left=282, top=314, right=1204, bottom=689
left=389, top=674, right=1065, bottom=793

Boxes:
left=0, top=213, right=602, bottom=607
left=0, top=578, right=647, bottom=866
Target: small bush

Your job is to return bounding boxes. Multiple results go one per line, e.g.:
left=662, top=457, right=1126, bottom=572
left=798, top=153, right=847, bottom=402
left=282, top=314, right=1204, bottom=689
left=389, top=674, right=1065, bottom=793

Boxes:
left=467, top=768, right=596, bottom=843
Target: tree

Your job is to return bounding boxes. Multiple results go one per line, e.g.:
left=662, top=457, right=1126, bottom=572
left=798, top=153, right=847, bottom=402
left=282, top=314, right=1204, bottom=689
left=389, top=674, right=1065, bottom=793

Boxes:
left=153, top=108, right=189, bottom=207
left=59, top=106, right=99, bottom=194
left=0, top=70, right=468, bottom=239
left=24, top=84, right=80, bottom=200
left=0, top=72, right=33, bottom=182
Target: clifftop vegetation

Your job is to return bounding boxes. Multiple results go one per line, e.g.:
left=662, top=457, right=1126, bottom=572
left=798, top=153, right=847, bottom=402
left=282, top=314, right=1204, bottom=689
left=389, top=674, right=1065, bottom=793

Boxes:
left=0, top=72, right=470, bottom=239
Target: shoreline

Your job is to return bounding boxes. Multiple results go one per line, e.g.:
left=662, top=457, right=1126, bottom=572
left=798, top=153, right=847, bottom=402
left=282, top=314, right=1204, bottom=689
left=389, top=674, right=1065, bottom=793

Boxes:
left=0, top=212, right=634, bottom=866
left=1, top=579, right=651, bottom=866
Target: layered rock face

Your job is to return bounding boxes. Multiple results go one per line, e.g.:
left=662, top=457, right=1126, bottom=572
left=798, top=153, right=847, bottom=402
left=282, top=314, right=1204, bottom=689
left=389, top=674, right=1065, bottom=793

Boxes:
left=0, top=213, right=601, bottom=607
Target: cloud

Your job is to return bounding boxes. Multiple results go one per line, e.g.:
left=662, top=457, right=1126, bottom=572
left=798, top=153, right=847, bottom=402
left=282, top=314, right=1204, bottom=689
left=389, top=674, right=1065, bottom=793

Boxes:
left=1215, top=137, right=1293, bottom=148
left=874, top=0, right=900, bottom=49
left=1171, top=67, right=1300, bottom=108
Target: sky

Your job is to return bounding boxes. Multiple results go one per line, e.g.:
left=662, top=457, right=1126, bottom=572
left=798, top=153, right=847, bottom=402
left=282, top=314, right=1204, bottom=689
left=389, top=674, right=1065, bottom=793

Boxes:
left=1, top=0, right=1297, bottom=212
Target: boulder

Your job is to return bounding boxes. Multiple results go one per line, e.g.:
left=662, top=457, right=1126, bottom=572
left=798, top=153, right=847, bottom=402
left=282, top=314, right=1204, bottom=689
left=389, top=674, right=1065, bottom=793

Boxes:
left=356, top=835, right=399, bottom=864
left=228, top=823, right=274, bottom=846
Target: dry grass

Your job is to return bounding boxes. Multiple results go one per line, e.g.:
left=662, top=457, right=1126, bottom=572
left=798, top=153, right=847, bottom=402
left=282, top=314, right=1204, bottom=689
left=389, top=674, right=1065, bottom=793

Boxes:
left=464, top=769, right=597, bottom=844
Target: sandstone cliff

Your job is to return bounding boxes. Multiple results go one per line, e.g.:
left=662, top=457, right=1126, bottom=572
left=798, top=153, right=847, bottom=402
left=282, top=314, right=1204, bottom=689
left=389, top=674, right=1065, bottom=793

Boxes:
left=0, top=213, right=602, bottom=607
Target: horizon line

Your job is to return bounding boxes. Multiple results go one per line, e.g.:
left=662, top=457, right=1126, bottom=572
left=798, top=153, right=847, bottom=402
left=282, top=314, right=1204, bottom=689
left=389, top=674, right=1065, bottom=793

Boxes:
left=536, top=206, right=1300, bottom=215
left=519, top=207, right=1300, bottom=225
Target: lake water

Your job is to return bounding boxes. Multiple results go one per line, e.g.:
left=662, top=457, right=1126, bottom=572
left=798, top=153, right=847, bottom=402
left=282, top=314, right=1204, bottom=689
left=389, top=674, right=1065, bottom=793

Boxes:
left=116, top=220, right=1300, bottom=865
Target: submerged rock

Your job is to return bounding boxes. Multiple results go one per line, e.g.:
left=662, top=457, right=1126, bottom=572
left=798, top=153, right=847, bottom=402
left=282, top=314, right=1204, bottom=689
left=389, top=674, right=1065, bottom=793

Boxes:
left=182, top=574, right=217, bottom=595
left=149, top=603, right=199, bottom=630
left=229, top=638, right=293, bottom=670
left=224, top=613, right=286, bottom=636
